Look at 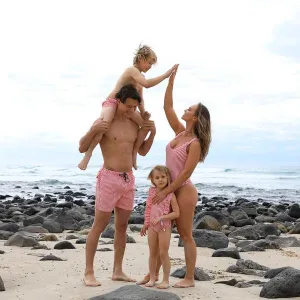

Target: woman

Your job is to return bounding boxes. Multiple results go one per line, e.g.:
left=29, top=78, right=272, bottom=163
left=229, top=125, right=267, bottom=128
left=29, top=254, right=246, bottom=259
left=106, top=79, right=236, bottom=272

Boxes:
left=138, top=66, right=211, bottom=288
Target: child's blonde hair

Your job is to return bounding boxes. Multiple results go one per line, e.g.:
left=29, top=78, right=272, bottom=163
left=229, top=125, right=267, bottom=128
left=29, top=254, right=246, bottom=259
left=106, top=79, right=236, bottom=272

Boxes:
left=133, top=44, right=157, bottom=65
left=147, top=165, right=171, bottom=187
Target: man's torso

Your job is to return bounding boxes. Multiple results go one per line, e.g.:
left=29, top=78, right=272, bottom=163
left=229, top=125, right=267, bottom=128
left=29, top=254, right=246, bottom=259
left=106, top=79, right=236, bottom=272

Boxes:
left=100, top=116, right=138, bottom=172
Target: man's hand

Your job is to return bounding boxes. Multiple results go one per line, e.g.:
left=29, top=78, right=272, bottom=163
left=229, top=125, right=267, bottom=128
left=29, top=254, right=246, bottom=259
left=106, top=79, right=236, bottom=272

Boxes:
left=91, top=118, right=110, bottom=134
left=142, top=120, right=156, bottom=134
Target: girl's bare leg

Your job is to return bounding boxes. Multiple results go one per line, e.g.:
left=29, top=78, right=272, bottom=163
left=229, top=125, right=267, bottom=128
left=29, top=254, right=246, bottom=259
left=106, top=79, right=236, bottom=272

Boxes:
left=136, top=255, right=161, bottom=285
left=130, top=111, right=150, bottom=170
left=78, top=106, right=115, bottom=170
left=145, top=228, right=159, bottom=287
left=157, top=229, right=171, bottom=289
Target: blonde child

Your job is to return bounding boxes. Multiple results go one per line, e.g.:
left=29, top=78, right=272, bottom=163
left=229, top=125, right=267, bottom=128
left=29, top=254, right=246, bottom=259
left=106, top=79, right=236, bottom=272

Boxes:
left=78, top=45, right=178, bottom=170
left=140, top=165, right=180, bottom=289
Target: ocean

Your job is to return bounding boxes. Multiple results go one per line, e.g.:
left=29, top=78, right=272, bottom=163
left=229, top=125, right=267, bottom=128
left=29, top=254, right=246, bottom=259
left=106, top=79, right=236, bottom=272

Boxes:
left=0, top=164, right=299, bottom=204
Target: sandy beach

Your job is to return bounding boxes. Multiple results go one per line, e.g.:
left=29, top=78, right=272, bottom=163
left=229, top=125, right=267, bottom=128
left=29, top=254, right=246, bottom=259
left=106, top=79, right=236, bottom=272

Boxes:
left=1, top=229, right=300, bottom=300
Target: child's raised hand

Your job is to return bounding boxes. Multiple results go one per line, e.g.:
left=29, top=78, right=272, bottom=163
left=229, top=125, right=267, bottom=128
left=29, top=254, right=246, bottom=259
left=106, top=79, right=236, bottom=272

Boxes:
left=165, top=64, right=179, bottom=78
left=140, top=225, right=148, bottom=236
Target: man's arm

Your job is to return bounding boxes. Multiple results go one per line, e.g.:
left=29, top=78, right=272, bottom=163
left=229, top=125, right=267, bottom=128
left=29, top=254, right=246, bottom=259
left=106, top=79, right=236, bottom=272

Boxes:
left=78, top=118, right=109, bottom=153
left=138, top=121, right=156, bottom=156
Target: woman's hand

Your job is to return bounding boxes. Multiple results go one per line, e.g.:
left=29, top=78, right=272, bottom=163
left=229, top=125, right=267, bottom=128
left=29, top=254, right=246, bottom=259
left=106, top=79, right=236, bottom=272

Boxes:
left=151, top=217, right=162, bottom=226
left=152, top=190, right=168, bottom=205
left=168, top=65, right=179, bottom=84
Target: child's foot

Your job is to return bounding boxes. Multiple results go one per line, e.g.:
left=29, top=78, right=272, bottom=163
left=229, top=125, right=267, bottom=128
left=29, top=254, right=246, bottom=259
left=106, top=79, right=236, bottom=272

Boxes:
left=83, top=273, right=101, bottom=287
left=145, top=280, right=156, bottom=287
left=157, top=281, right=170, bottom=289
left=78, top=154, right=92, bottom=170
left=136, top=274, right=159, bottom=285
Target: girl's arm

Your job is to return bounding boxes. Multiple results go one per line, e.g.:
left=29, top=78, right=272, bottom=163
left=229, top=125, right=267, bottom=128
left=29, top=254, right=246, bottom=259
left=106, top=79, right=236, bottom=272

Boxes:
left=160, top=194, right=180, bottom=221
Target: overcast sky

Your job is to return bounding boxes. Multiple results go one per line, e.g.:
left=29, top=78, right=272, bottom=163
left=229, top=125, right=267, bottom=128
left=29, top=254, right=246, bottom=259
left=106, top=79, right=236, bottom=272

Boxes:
left=1, top=0, right=299, bottom=166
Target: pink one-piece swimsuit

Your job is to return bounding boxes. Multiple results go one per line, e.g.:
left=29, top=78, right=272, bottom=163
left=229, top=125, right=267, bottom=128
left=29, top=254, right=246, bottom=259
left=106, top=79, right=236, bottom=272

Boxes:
left=144, top=187, right=173, bottom=233
left=166, top=131, right=198, bottom=186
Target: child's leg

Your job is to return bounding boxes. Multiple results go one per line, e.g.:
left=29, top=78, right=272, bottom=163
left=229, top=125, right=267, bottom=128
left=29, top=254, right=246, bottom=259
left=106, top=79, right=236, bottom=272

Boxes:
left=145, top=228, right=159, bottom=287
left=136, top=255, right=161, bottom=285
left=78, top=106, right=116, bottom=170
left=130, top=111, right=150, bottom=170
left=157, top=229, right=172, bottom=289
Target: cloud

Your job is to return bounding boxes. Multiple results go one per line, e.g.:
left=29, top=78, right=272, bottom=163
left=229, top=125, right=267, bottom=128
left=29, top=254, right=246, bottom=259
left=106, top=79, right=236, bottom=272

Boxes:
left=0, top=0, right=300, bottom=167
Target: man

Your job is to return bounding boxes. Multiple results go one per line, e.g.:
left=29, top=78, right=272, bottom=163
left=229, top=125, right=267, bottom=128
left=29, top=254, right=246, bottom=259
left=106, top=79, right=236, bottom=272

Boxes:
left=79, top=85, right=156, bottom=287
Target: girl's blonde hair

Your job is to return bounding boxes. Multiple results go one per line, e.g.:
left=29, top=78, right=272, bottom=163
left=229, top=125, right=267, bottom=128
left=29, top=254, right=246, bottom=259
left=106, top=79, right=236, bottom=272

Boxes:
left=133, top=44, right=157, bottom=65
left=147, top=165, right=172, bottom=187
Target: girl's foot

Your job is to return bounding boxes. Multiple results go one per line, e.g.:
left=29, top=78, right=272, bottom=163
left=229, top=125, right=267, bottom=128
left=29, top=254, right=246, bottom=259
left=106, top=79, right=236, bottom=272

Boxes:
left=145, top=280, right=156, bottom=287
left=173, top=278, right=195, bottom=288
left=136, top=274, right=159, bottom=285
left=157, top=281, right=170, bottom=289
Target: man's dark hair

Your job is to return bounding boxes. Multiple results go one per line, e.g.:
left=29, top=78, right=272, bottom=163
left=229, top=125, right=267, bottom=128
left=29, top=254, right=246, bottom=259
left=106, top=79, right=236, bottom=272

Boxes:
left=115, top=84, right=141, bottom=104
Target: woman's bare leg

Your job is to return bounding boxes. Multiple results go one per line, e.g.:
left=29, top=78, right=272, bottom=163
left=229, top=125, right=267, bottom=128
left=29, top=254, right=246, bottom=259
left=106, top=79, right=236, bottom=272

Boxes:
left=173, top=184, right=198, bottom=288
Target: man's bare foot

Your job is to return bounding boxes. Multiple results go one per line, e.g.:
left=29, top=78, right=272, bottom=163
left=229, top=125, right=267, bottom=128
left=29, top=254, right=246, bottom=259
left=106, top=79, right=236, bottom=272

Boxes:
left=145, top=280, right=156, bottom=287
left=78, top=154, right=92, bottom=170
left=132, top=151, right=138, bottom=170
left=157, top=281, right=170, bottom=289
left=112, top=272, right=136, bottom=282
left=173, top=278, right=195, bottom=288
left=83, top=273, right=101, bottom=287
left=136, top=274, right=159, bottom=285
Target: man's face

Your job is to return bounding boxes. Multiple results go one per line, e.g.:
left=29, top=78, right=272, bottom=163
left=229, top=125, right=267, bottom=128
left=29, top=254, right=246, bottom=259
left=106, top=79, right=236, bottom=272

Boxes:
left=119, top=98, right=139, bottom=117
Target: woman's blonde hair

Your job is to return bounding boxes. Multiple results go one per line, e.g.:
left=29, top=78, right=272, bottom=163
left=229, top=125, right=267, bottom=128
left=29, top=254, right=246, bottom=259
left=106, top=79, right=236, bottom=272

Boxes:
left=147, top=165, right=171, bottom=187
left=133, top=44, right=157, bottom=65
left=194, top=103, right=212, bottom=162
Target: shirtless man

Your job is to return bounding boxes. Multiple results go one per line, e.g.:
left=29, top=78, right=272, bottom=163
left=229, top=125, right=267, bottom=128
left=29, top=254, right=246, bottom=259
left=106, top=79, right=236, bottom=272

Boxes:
left=79, top=85, right=156, bottom=287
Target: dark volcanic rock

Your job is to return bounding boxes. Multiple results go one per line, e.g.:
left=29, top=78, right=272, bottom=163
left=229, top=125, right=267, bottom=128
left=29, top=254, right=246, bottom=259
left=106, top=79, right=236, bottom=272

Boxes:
left=171, top=266, right=211, bottom=281
left=260, top=267, right=300, bottom=298
left=88, top=285, right=181, bottom=300
left=178, top=229, right=229, bottom=250
left=54, top=241, right=76, bottom=250
left=212, top=247, right=241, bottom=259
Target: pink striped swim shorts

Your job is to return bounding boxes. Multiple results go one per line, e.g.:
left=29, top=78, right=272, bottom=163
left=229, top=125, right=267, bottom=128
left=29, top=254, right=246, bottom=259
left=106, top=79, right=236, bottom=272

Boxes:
left=95, top=167, right=135, bottom=212
left=102, top=98, right=120, bottom=108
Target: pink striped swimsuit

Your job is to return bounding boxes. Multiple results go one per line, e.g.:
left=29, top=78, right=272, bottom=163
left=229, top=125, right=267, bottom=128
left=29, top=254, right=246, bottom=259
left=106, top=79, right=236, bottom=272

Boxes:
left=166, top=131, right=198, bottom=186
left=144, top=187, right=173, bottom=233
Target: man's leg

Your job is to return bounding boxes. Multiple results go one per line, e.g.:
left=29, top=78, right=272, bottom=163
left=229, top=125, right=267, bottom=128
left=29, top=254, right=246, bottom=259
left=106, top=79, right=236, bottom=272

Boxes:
left=84, top=209, right=112, bottom=286
left=111, top=207, right=136, bottom=282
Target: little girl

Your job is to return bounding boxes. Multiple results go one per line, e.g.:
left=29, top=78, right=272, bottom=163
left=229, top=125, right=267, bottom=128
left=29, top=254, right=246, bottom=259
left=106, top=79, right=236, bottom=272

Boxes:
left=140, top=165, right=180, bottom=289
left=78, top=44, right=178, bottom=170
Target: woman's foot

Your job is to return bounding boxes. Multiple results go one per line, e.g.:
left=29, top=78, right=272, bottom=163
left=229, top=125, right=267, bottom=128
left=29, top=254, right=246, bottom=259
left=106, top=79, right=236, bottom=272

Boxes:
left=145, top=280, right=156, bottom=287
left=173, top=278, right=195, bottom=288
left=83, top=272, right=101, bottom=287
left=157, top=281, right=170, bottom=289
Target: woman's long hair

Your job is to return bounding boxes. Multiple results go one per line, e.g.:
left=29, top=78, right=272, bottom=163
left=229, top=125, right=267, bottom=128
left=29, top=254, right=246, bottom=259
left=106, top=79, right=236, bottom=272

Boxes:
left=194, top=103, right=211, bottom=162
